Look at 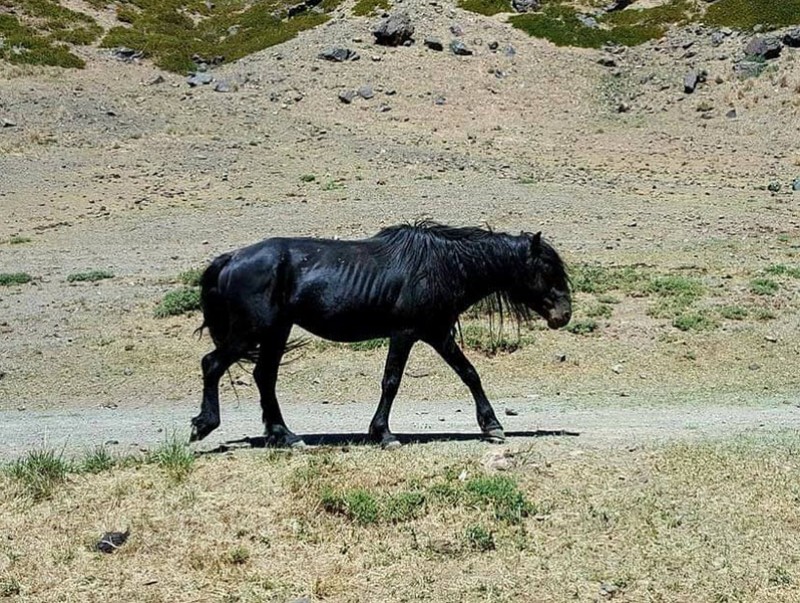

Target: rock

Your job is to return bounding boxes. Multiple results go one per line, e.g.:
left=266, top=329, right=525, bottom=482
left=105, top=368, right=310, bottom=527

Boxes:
left=373, top=12, right=414, bottom=47
left=483, top=450, right=515, bottom=472
left=450, top=39, right=473, bottom=56
left=95, top=529, right=130, bottom=554
left=357, top=85, right=374, bottom=99
left=793, top=177, right=800, bottom=191
left=600, top=582, right=621, bottom=597
left=450, top=24, right=464, bottom=36
left=187, top=72, right=213, bottom=87
left=783, top=28, right=800, bottom=47
left=725, top=108, right=737, bottom=118
left=512, top=0, right=539, bottom=12
left=504, top=408, right=519, bottom=416
left=1, top=118, right=16, bottom=128
left=145, top=74, right=165, bottom=86
left=424, top=37, right=444, bottom=51
left=112, top=47, right=143, bottom=62
left=434, top=96, right=446, bottom=105
left=577, top=14, right=599, bottom=28
left=605, top=0, right=634, bottom=12
left=288, top=0, right=322, bottom=16
left=213, top=80, right=233, bottom=93
left=338, top=90, right=356, bottom=104
left=616, top=101, right=631, bottom=113
left=504, top=45, right=516, bottom=57
left=767, top=181, right=781, bottom=192
left=611, top=364, right=623, bottom=374
left=744, top=36, right=782, bottom=60
left=598, top=56, right=617, bottom=67
left=711, top=31, right=725, bottom=46
left=318, top=47, right=360, bottom=62
left=733, top=60, right=765, bottom=78
left=488, top=41, right=499, bottom=50
left=683, top=70, right=701, bottom=93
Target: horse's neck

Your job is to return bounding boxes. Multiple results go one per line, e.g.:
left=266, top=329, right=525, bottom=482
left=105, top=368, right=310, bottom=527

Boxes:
left=455, top=237, right=522, bottom=306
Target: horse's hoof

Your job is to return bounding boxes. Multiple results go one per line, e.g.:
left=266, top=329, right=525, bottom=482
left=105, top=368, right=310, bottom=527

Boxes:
left=290, top=439, right=307, bottom=449
left=189, top=427, right=199, bottom=443
left=483, top=428, right=506, bottom=444
left=382, top=438, right=402, bottom=450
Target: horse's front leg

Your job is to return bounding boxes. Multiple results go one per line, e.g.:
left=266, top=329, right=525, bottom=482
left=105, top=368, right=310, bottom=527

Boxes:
left=429, top=333, right=505, bottom=443
left=368, top=334, right=415, bottom=449
left=190, top=349, right=235, bottom=442
left=255, top=325, right=305, bottom=448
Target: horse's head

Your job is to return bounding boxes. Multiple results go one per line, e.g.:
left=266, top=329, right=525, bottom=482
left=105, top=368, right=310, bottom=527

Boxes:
left=514, top=232, right=572, bottom=329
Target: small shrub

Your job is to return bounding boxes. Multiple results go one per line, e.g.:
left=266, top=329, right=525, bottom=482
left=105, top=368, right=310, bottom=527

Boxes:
left=704, top=0, right=800, bottom=30
left=585, top=304, right=613, bottom=319
left=465, top=475, right=531, bottom=524
left=0, top=272, right=32, bottom=286
left=67, top=270, right=114, bottom=283
left=80, top=446, right=115, bottom=474
left=149, top=435, right=195, bottom=482
left=768, top=566, right=793, bottom=587
left=461, top=324, right=523, bottom=355
left=719, top=306, right=748, bottom=320
left=383, top=491, right=426, bottom=523
left=754, top=308, right=776, bottom=320
left=0, top=577, right=21, bottom=597
left=765, top=264, right=800, bottom=279
left=565, top=319, right=598, bottom=335
left=8, top=235, right=31, bottom=244
left=464, top=524, right=495, bottom=551
left=673, top=312, right=718, bottom=332
left=6, top=448, right=71, bottom=501
left=227, top=546, right=251, bottom=565
left=645, top=275, right=704, bottom=300
left=750, top=278, right=779, bottom=296
left=300, top=174, right=316, bottom=182
left=178, top=268, right=204, bottom=287
left=154, top=288, right=201, bottom=317
left=571, top=265, right=645, bottom=295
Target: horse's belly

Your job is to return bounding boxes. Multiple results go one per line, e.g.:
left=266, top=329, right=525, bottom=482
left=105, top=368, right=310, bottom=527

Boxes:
left=295, top=311, right=398, bottom=342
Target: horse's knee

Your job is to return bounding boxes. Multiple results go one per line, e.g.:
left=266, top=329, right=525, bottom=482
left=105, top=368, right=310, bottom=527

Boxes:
left=461, top=366, right=481, bottom=389
left=381, top=373, right=401, bottom=395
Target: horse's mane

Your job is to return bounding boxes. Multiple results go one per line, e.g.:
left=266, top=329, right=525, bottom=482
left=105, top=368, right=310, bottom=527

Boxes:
left=371, top=220, right=569, bottom=339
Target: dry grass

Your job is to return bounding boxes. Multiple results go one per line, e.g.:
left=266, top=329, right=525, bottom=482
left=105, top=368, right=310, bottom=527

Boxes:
left=2, top=435, right=800, bottom=601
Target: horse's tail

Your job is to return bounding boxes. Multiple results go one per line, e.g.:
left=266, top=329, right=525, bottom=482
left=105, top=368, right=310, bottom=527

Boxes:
left=196, top=252, right=235, bottom=350
left=195, top=252, right=307, bottom=363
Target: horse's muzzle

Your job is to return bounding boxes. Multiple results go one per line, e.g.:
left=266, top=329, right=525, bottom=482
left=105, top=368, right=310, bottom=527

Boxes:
left=547, top=310, right=572, bottom=329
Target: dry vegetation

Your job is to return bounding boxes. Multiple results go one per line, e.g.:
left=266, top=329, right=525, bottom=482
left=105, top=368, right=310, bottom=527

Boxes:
left=2, top=435, right=800, bottom=602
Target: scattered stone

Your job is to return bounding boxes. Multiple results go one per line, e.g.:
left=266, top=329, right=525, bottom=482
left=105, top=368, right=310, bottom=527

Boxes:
left=191, top=53, right=224, bottom=66
left=338, top=90, right=356, bottom=104
left=711, top=31, right=725, bottom=46
left=765, top=335, right=778, bottom=343
left=683, top=69, right=703, bottom=93
left=611, top=364, right=623, bottom=374
left=287, top=0, right=322, bottom=17
left=424, top=37, right=444, bottom=51
left=377, top=104, right=391, bottom=112
left=1, top=118, right=16, bottom=128
left=577, top=14, right=599, bottom=29
left=767, top=181, right=781, bottom=193
left=504, top=408, right=519, bottom=416
left=112, top=47, right=143, bottom=62
left=145, top=74, right=165, bottom=86
left=605, top=0, right=634, bottom=12
left=617, top=101, right=631, bottom=113
left=434, top=96, right=446, bottom=105
left=488, top=41, right=499, bottom=50
left=95, top=529, right=130, bottom=554
left=792, top=177, right=800, bottom=191
left=318, top=47, right=360, bottom=62
left=600, top=582, right=621, bottom=597
left=483, top=450, right=515, bottom=472
left=450, top=24, right=464, bottom=37
left=505, top=45, right=516, bottom=57
left=598, top=56, right=617, bottom=67
left=512, top=0, right=540, bottom=13
left=214, top=79, right=233, bottom=93
left=744, top=36, right=782, bottom=60
left=373, top=12, right=414, bottom=47
left=450, top=39, right=473, bottom=56
left=357, top=85, right=374, bottom=99
left=783, top=28, right=800, bottom=48
left=733, top=60, right=765, bottom=78
left=555, top=353, right=567, bottom=362
left=187, top=72, right=213, bottom=87
left=725, top=108, right=737, bottom=118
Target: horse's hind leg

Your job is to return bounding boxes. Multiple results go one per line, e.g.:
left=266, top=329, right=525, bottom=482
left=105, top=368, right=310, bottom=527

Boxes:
left=429, top=333, right=505, bottom=443
left=190, top=348, right=237, bottom=442
left=254, top=324, right=305, bottom=448
left=368, top=334, right=414, bottom=449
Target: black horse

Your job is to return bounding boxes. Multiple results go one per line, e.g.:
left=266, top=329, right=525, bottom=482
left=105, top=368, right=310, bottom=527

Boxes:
left=190, top=222, right=572, bottom=448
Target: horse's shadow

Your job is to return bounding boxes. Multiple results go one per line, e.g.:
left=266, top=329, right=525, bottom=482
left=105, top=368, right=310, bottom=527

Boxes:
left=200, top=429, right=579, bottom=455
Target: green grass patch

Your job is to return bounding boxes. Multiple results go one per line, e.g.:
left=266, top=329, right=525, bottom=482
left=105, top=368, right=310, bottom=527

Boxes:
left=750, top=277, right=779, bottom=296
left=5, top=448, right=71, bottom=501
left=80, top=446, right=116, bottom=474
left=227, top=546, right=251, bottom=565
left=719, top=305, right=748, bottom=320
left=0, top=272, right=32, bottom=286
left=509, top=1, right=694, bottom=49
left=353, top=0, right=391, bottom=17
left=464, top=524, right=495, bottom=551
left=8, top=235, right=31, bottom=244
left=460, top=324, right=525, bottom=355
left=0, top=13, right=88, bottom=69
left=457, top=0, right=509, bottom=17
left=154, top=287, right=201, bottom=317
left=753, top=307, right=776, bottom=321
left=465, top=475, right=531, bottom=524
left=704, top=0, right=800, bottom=30
left=645, top=275, right=704, bottom=300
left=148, top=435, right=195, bottom=482
left=571, top=264, right=646, bottom=295
left=177, top=268, right=203, bottom=286
left=321, top=487, right=427, bottom=525
left=585, top=303, right=613, bottom=319
left=672, top=312, right=718, bottom=332
left=764, top=264, right=800, bottom=279
left=347, top=338, right=388, bottom=352
left=67, top=269, right=114, bottom=283
left=100, top=0, right=342, bottom=73
left=565, top=319, right=598, bottom=335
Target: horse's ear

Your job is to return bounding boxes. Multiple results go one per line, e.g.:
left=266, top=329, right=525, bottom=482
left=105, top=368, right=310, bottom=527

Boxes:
left=531, top=232, right=542, bottom=248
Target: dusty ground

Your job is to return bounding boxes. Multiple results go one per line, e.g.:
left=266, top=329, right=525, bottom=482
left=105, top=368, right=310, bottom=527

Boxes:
left=1, top=0, right=800, bottom=455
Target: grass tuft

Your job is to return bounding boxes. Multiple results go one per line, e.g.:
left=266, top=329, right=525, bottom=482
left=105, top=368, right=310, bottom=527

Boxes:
left=0, top=577, right=21, bottom=597
left=465, top=475, right=531, bottom=524
left=148, top=435, right=195, bottom=482
left=321, top=488, right=380, bottom=525
left=565, top=319, right=598, bottom=335
left=67, top=270, right=114, bottom=283
left=719, top=305, right=748, bottom=320
left=704, top=0, right=800, bottom=30
left=154, top=287, right=201, bottom=317
left=750, top=277, right=779, bottom=296
left=672, top=312, right=718, bottom=332
left=764, top=264, right=800, bottom=279
left=177, top=268, right=203, bottom=287
left=347, top=338, right=388, bottom=352
left=457, top=0, right=509, bottom=17
left=464, top=524, right=495, bottom=551
left=6, top=448, right=71, bottom=501
left=8, top=235, right=31, bottom=244
left=0, top=272, right=32, bottom=286
left=80, top=446, right=116, bottom=474
left=353, top=0, right=391, bottom=17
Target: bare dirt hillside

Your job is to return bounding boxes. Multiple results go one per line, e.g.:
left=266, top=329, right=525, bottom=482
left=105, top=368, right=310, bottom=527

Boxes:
left=1, top=0, right=799, bottom=453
